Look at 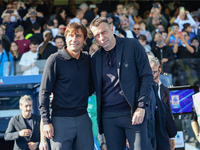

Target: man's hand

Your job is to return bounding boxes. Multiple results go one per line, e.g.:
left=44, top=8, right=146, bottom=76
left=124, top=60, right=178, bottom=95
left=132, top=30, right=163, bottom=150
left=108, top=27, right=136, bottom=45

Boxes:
left=39, top=140, right=49, bottom=150
left=161, top=58, right=168, bottom=63
left=43, top=124, right=54, bottom=139
left=101, top=144, right=107, bottom=150
left=19, top=129, right=32, bottom=137
left=169, top=139, right=175, bottom=150
left=28, top=142, right=37, bottom=150
left=132, top=108, right=145, bottom=125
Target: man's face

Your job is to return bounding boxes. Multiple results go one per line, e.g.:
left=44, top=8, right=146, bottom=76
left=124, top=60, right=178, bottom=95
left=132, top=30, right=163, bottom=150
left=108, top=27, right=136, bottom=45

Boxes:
left=55, top=38, right=64, bottom=49
left=90, top=22, right=114, bottom=51
left=100, top=11, right=107, bottom=17
left=66, top=28, right=86, bottom=53
left=117, top=4, right=123, bottom=15
left=29, top=44, right=38, bottom=53
left=138, top=39, right=146, bottom=47
left=15, top=31, right=23, bottom=38
left=151, top=65, right=161, bottom=81
left=20, top=100, right=32, bottom=119
left=121, top=16, right=129, bottom=29
left=133, top=24, right=140, bottom=35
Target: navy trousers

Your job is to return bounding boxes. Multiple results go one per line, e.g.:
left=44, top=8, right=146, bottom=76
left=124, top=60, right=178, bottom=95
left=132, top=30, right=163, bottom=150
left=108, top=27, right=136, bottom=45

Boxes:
left=102, top=114, right=149, bottom=150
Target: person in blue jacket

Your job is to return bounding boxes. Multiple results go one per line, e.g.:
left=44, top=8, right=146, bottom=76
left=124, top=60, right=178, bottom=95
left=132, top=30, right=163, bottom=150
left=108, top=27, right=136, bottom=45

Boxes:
left=0, top=40, right=14, bottom=76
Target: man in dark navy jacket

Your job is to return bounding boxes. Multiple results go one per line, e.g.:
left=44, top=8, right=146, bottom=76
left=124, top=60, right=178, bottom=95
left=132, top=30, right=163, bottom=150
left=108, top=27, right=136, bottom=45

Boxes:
left=90, top=17, right=154, bottom=150
left=148, top=55, right=177, bottom=150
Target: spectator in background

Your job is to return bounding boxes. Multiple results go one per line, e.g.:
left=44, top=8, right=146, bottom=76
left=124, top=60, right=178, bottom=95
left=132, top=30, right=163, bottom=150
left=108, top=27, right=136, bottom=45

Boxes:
left=0, top=25, right=10, bottom=52
left=69, top=9, right=84, bottom=24
left=56, top=8, right=67, bottom=26
left=19, top=39, right=39, bottom=75
left=161, top=31, right=168, bottom=41
left=10, top=41, right=21, bottom=61
left=12, top=0, right=28, bottom=19
left=0, top=40, right=14, bottom=76
left=132, top=23, right=141, bottom=38
left=191, top=37, right=200, bottom=57
left=22, top=8, right=43, bottom=35
left=4, top=95, right=41, bottom=150
left=126, top=4, right=139, bottom=30
left=121, top=15, right=136, bottom=38
left=55, top=24, right=66, bottom=45
left=81, top=18, right=88, bottom=26
left=0, top=12, right=19, bottom=42
left=1, top=3, right=20, bottom=23
left=151, top=32, right=175, bottom=82
left=28, top=23, right=43, bottom=44
left=173, top=31, right=195, bottom=59
left=115, top=4, right=124, bottom=21
left=83, top=25, right=93, bottom=53
left=46, top=20, right=58, bottom=38
left=183, top=23, right=196, bottom=45
left=138, top=34, right=153, bottom=55
left=38, top=32, right=57, bottom=60
left=165, top=23, right=182, bottom=47
left=55, top=36, right=65, bottom=52
left=174, top=8, right=195, bottom=31
left=53, top=18, right=59, bottom=28
left=14, top=26, right=30, bottom=55
left=80, top=3, right=95, bottom=24
left=147, top=6, right=168, bottom=37
left=139, top=20, right=152, bottom=43
left=100, top=10, right=107, bottom=18
left=0, top=24, right=10, bottom=43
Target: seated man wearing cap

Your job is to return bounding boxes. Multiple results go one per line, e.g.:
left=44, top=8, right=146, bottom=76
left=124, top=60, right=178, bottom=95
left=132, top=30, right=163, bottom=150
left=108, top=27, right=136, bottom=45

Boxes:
left=14, top=26, right=30, bottom=55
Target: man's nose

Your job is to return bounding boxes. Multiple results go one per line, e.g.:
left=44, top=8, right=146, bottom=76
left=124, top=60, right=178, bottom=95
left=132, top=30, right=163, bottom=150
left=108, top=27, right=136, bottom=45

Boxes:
left=99, top=34, right=104, bottom=41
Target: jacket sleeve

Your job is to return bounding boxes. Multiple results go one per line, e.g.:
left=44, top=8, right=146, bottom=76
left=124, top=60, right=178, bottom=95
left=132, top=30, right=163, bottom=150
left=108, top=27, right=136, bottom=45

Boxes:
left=164, top=102, right=177, bottom=138
left=9, top=52, right=15, bottom=76
left=134, top=39, right=154, bottom=103
left=39, top=55, right=57, bottom=125
left=4, top=117, right=20, bottom=141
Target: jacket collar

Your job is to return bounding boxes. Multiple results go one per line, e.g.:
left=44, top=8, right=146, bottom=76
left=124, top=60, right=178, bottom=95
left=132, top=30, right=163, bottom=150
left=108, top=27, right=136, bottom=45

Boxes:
left=61, top=46, right=86, bottom=60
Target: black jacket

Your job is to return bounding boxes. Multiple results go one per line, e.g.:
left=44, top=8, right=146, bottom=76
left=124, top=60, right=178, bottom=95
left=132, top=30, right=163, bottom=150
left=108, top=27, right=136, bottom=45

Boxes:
left=153, top=83, right=177, bottom=150
left=4, top=114, right=40, bottom=150
left=91, top=36, right=154, bottom=134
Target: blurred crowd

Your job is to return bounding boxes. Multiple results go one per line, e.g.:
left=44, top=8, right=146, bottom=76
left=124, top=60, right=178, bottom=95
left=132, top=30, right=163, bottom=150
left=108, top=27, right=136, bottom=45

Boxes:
left=0, top=0, right=200, bottom=77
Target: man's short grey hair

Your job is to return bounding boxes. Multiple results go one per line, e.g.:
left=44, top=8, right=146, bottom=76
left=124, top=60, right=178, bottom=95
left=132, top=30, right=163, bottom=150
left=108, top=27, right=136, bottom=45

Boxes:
left=19, top=95, right=32, bottom=105
left=79, top=3, right=88, bottom=10
left=148, top=55, right=160, bottom=67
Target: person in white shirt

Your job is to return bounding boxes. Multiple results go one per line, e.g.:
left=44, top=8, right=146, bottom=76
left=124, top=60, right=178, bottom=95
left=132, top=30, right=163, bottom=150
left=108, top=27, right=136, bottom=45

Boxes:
left=19, top=39, right=39, bottom=75
left=69, top=9, right=84, bottom=23
left=174, top=8, right=195, bottom=31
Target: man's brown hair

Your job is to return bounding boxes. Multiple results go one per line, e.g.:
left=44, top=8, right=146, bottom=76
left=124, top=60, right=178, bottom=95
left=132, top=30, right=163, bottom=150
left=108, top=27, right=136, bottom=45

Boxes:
left=90, top=17, right=109, bottom=28
left=64, top=22, right=87, bottom=40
